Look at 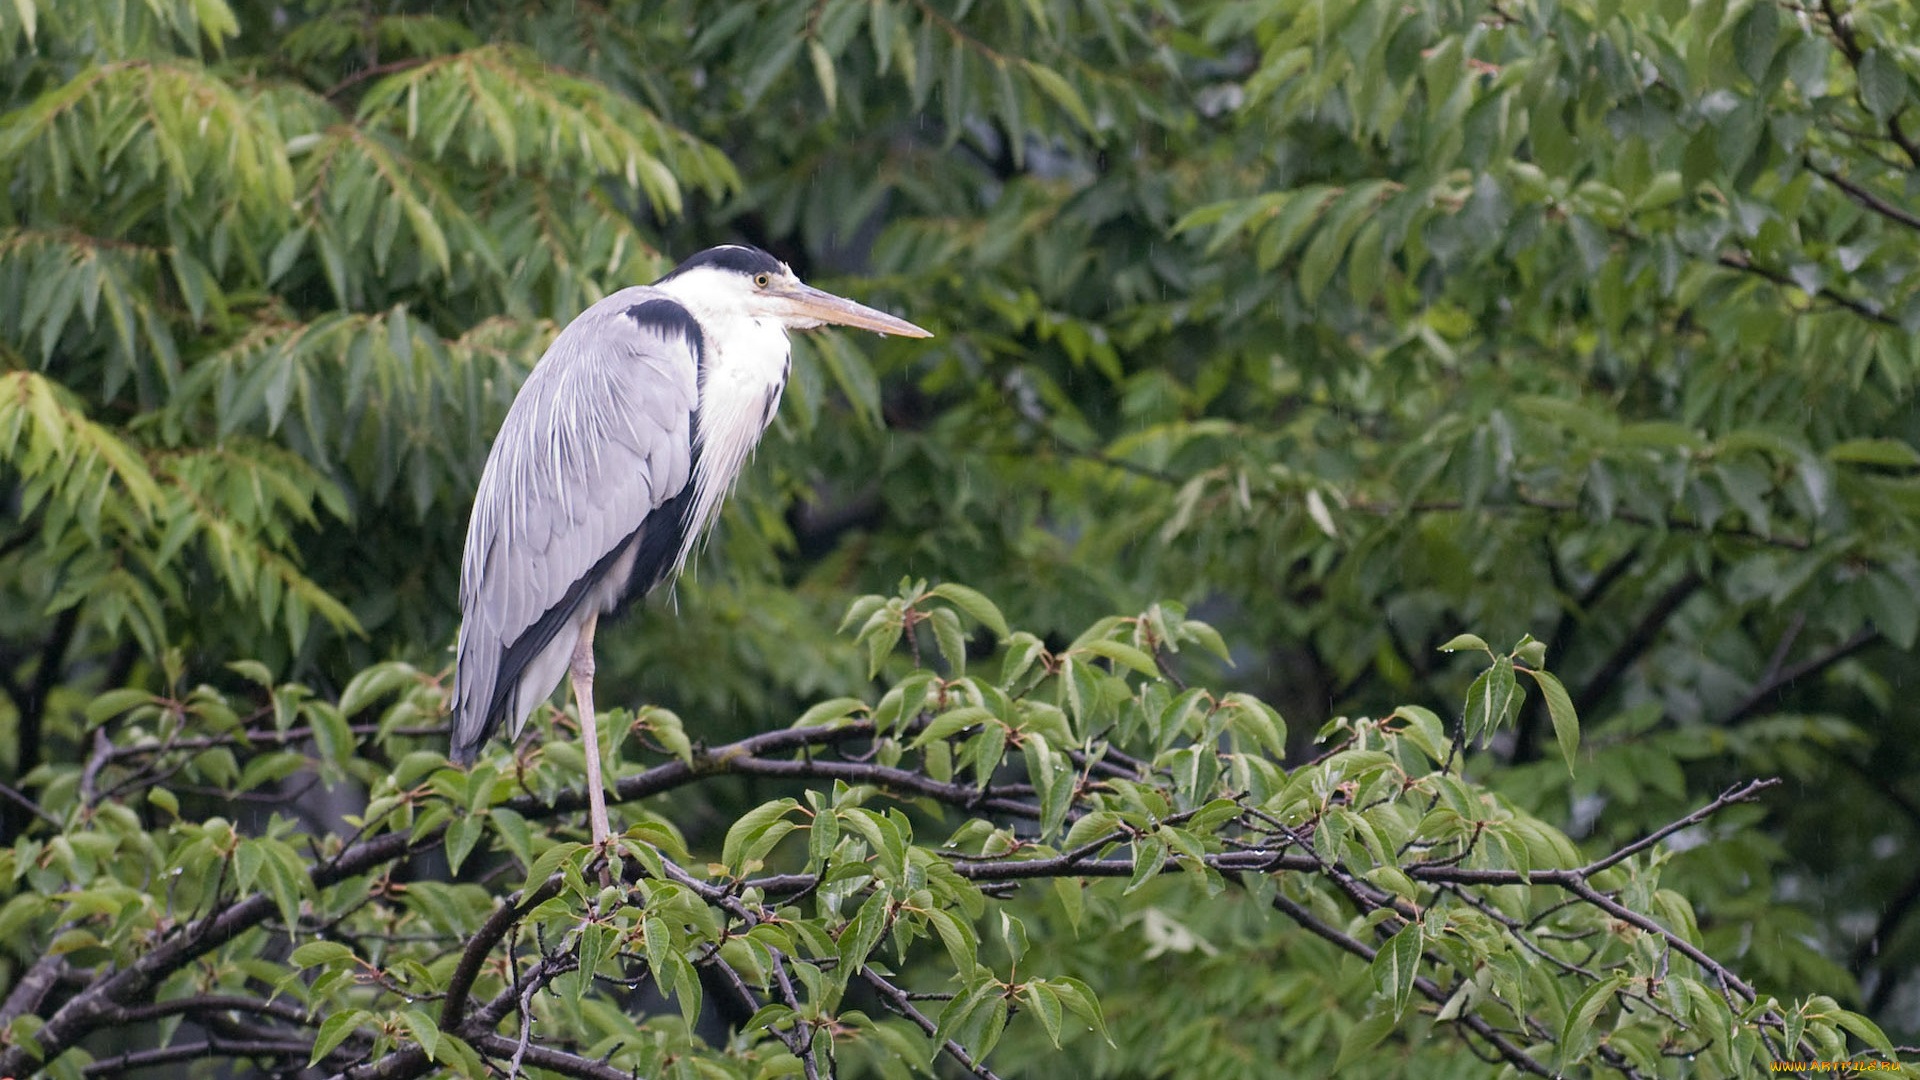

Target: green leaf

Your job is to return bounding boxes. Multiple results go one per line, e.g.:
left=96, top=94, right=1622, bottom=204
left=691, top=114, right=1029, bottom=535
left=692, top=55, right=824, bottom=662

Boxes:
left=911, top=705, right=996, bottom=747
left=1513, top=635, right=1547, bottom=669
left=1333, top=1009, right=1396, bottom=1071
left=489, top=807, right=534, bottom=868
left=1461, top=657, right=1519, bottom=744
left=1182, top=618, right=1232, bottom=662
left=1052, top=876, right=1084, bottom=933
left=519, top=841, right=584, bottom=896
left=669, top=951, right=702, bottom=1031
left=291, top=941, right=355, bottom=968
left=1020, top=982, right=1064, bottom=1046
left=85, top=687, right=155, bottom=724
left=1370, top=923, right=1422, bottom=1019
left=1297, top=181, right=1388, bottom=303
left=1124, top=835, right=1168, bottom=894
left=1859, top=49, right=1908, bottom=120
left=1021, top=60, right=1093, bottom=130
left=1520, top=667, right=1580, bottom=775
left=1223, top=692, right=1288, bottom=758
left=926, top=907, right=977, bottom=973
left=930, top=605, right=968, bottom=675
left=1391, top=705, right=1449, bottom=764
left=307, top=701, right=355, bottom=773
left=638, top=706, right=693, bottom=764
left=227, top=659, right=275, bottom=687
left=338, top=662, right=417, bottom=717
left=1256, top=186, right=1337, bottom=269
left=794, top=696, right=868, bottom=728
left=1064, top=810, right=1122, bottom=851
left=309, top=1009, right=368, bottom=1066
left=839, top=594, right=887, bottom=634
left=444, top=814, right=484, bottom=875
left=929, top=583, right=1010, bottom=639
left=1079, top=638, right=1159, bottom=677
left=1832, top=1008, right=1895, bottom=1059
left=999, top=632, right=1047, bottom=688
left=998, top=910, right=1029, bottom=969
left=147, top=786, right=179, bottom=817
left=723, top=798, right=799, bottom=871
left=400, top=1006, right=439, bottom=1060
left=866, top=616, right=904, bottom=677
left=870, top=671, right=934, bottom=733
left=837, top=891, right=890, bottom=977
left=643, top=915, right=673, bottom=992
left=1560, top=974, right=1626, bottom=1066
left=808, top=38, right=838, bottom=112
left=807, top=802, right=839, bottom=870
left=1825, top=438, right=1920, bottom=467
left=256, top=841, right=307, bottom=937
left=1047, top=975, right=1113, bottom=1046
left=1436, top=633, right=1489, bottom=654
left=1731, top=1, right=1778, bottom=85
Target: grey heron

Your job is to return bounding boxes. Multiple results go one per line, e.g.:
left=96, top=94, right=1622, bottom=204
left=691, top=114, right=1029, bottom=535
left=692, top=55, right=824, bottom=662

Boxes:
left=450, top=245, right=931, bottom=847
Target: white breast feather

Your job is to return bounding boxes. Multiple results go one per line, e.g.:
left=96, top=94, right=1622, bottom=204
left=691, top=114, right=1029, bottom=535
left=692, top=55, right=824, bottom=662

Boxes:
left=681, top=307, right=789, bottom=571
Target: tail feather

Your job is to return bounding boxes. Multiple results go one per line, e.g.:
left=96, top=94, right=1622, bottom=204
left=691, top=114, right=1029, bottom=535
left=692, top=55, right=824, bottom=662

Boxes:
left=450, top=620, right=579, bottom=766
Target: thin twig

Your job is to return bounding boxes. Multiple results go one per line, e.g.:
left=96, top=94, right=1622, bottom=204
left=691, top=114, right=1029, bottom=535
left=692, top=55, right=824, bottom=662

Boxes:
left=1721, top=628, right=1880, bottom=726
left=1807, top=160, right=1920, bottom=232
left=82, top=1037, right=316, bottom=1077
left=860, top=968, right=1007, bottom=1080
left=1265, top=891, right=1557, bottom=1077
left=0, top=778, right=59, bottom=828
left=324, top=57, right=428, bottom=100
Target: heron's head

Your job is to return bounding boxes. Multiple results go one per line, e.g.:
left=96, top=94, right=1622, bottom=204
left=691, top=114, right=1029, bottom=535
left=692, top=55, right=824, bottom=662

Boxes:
left=655, top=245, right=932, bottom=338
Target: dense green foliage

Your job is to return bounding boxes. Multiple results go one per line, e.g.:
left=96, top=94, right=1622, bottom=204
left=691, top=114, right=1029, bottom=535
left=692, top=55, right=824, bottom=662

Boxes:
left=3, top=0, right=1919, bottom=1076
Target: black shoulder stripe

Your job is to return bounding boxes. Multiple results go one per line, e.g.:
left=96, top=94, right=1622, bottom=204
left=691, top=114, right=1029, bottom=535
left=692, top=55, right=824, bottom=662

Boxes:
left=613, top=472, right=699, bottom=615
left=626, top=298, right=706, bottom=368
left=477, top=517, right=651, bottom=747
left=478, top=466, right=703, bottom=745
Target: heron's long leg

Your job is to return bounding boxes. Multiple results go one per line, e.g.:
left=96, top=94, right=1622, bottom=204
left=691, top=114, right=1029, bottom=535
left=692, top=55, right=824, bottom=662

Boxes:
left=569, top=610, right=611, bottom=849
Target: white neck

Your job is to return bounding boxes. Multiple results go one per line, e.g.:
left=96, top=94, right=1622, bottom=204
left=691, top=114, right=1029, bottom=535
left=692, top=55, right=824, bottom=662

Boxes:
left=655, top=269, right=792, bottom=571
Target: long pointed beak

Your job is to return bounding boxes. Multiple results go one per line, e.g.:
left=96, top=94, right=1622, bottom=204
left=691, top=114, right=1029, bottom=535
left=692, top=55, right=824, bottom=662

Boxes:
left=772, top=282, right=933, bottom=338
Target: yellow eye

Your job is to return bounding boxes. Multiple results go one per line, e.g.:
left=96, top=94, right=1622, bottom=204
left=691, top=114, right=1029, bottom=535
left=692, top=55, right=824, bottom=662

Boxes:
left=753, top=273, right=771, bottom=287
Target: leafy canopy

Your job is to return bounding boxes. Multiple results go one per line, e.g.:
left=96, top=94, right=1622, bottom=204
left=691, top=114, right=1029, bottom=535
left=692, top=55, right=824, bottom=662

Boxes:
left=3, top=0, right=1920, bottom=1076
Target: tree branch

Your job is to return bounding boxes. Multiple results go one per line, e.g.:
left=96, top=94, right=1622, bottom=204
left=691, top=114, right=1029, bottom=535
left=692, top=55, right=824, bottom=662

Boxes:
left=1266, top=890, right=1558, bottom=1078
left=3, top=606, right=78, bottom=839
left=112, top=993, right=319, bottom=1027
left=0, top=688, right=1807, bottom=1080
left=81, top=1037, right=316, bottom=1077
left=1350, top=492, right=1814, bottom=551
left=1572, top=569, right=1704, bottom=717
left=1819, top=0, right=1920, bottom=169
left=469, top=1033, right=637, bottom=1080
left=1715, top=249, right=1898, bottom=326
left=501, top=720, right=1038, bottom=822
left=0, top=951, right=69, bottom=1031
left=861, top=967, right=1007, bottom=1080
left=0, top=776, right=58, bottom=828
left=440, top=875, right=565, bottom=1032
left=1808, top=160, right=1920, bottom=232
left=1721, top=627, right=1880, bottom=726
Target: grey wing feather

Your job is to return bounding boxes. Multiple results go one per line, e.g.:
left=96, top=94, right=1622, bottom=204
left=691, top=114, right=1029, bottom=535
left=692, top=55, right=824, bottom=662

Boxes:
left=451, top=286, right=699, bottom=762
